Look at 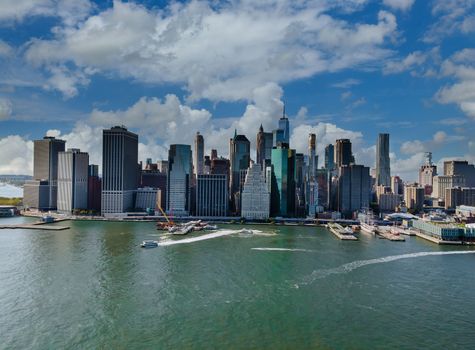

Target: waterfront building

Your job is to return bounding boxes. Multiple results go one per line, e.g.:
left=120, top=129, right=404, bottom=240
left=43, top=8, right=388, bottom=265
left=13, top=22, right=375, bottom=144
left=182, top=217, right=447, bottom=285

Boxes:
left=135, top=187, right=158, bottom=211
left=140, top=170, right=167, bottom=210
left=167, top=144, right=192, bottom=216
left=324, top=144, right=335, bottom=170
left=419, top=152, right=437, bottom=195
left=444, top=160, right=475, bottom=187
left=101, top=126, right=138, bottom=215
left=378, top=193, right=401, bottom=212
left=196, top=174, right=228, bottom=217
left=376, top=133, right=391, bottom=187
left=432, top=175, right=465, bottom=200
left=334, top=139, right=353, bottom=168
left=241, top=162, right=270, bottom=220
left=295, top=153, right=306, bottom=217
left=229, top=131, right=250, bottom=213
left=57, top=149, right=89, bottom=213
left=336, top=164, right=371, bottom=218
left=23, top=136, right=66, bottom=210
left=306, top=133, right=319, bottom=217
left=256, top=124, right=273, bottom=167
left=87, top=165, right=101, bottom=213
left=412, top=219, right=463, bottom=241
left=271, top=145, right=296, bottom=217
left=404, top=184, right=425, bottom=212
left=194, top=132, right=204, bottom=176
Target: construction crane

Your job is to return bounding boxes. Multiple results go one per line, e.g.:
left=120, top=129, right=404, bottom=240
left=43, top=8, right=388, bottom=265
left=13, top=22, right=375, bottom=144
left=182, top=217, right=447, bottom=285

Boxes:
left=156, top=204, right=175, bottom=230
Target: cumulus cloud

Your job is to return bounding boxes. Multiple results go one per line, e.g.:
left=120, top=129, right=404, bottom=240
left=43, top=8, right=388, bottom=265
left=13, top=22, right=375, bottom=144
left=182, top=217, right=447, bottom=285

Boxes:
left=0, top=40, right=13, bottom=57
left=424, top=0, right=475, bottom=43
left=436, top=48, right=475, bottom=119
left=0, top=135, right=33, bottom=174
left=0, top=0, right=92, bottom=25
left=383, top=50, right=427, bottom=74
left=399, top=131, right=453, bottom=155
left=383, top=0, right=415, bottom=11
left=25, top=1, right=398, bottom=100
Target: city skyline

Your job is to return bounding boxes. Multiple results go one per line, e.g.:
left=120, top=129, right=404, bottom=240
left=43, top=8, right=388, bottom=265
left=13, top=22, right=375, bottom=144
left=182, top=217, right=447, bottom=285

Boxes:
left=0, top=1, right=475, bottom=182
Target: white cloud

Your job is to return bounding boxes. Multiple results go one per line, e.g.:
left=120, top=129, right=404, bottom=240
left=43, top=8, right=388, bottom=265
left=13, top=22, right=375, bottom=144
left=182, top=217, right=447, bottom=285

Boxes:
left=383, top=0, right=415, bottom=11
left=436, top=48, right=475, bottom=119
left=424, top=0, right=475, bottom=43
left=332, top=78, right=361, bottom=89
left=0, top=0, right=92, bottom=25
left=25, top=1, right=398, bottom=101
left=0, top=98, right=12, bottom=120
left=400, top=131, right=452, bottom=155
left=0, top=135, right=33, bottom=174
left=0, top=40, right=13, bottom=57
left=383, top=50, right=427, bottom=74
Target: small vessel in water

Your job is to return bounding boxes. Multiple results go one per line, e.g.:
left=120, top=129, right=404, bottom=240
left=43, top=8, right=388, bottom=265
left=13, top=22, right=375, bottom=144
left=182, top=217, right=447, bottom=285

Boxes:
left=360, top=222, right=376, bottom=234
left=141, top=240, right=159, bottom=248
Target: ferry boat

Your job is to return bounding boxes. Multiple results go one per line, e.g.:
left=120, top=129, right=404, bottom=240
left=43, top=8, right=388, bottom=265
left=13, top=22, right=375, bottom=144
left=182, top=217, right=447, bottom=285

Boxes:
left=141, top=240, right=159, bottom=248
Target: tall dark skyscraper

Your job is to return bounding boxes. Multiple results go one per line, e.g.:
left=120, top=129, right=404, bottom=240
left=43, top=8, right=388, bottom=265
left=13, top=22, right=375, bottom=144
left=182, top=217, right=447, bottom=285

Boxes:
left=376, top=133, right=391, bottom=187
left=271, top=144, right=296, bottom=217
left=23, top=136, right=66, bottom=210
left=194, top=132, right=204, bottom=176
left=324, top=144, right=335, bottom=170
left=306, top=133, right=318, bottom=217
left=256, top=124, right=273, bottom=167
left=167, top=144, right=192, bottom=216
left=335, top=139, right=353, bottom=168
left=229, top=131, right=250, bottom=212
left=337, top=164, right=371, bottom=218
left=101, top=126, right=138, bottom=215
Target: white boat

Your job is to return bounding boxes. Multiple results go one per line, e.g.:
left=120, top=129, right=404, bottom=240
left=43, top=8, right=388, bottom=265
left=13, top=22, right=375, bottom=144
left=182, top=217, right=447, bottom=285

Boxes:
left=360, top=222, right=376, bottom=234
left=141, top=240, right=159, bottom=248
left=203, top=225, right=218, bottom=230
left=172, top=225, right=194, bottom=235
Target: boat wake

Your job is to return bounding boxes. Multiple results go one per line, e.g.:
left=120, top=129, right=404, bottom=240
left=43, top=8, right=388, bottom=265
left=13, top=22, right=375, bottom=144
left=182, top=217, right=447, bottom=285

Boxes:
left=252, top=247, right=316, bottom=252
left=298, top=250, right=475, bottom=286
left=158, top=229, right=273, bottom=246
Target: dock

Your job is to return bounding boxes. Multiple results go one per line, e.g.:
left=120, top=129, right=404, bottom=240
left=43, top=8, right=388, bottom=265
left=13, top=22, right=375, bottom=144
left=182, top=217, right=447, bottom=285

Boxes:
left=375, top=226, right=405, bottom=241
left=0, top=220, right=70, bottom=231
left=327, top=223, right=358, bottom=241
left=413, top=230, right=463, bottom=245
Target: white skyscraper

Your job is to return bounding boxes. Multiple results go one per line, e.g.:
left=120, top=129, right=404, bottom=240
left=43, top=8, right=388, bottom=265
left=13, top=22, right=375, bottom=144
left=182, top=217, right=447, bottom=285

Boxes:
left=241, top=162, right=270, bottom=220
left=57, top=149, right=89, bottom=213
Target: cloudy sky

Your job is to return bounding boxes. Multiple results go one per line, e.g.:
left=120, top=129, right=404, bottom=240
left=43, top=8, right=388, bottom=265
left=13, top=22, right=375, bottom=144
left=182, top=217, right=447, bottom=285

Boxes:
left=0, top=0, right=474, bottom=180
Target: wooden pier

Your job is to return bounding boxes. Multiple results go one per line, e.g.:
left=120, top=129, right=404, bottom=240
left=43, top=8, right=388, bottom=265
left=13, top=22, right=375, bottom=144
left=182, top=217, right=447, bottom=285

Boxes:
left=327, top=223, right=358, bottom=241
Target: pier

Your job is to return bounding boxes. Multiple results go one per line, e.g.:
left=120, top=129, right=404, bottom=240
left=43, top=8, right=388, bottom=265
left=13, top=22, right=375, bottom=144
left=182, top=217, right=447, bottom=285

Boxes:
left=375, top=226, right=405, bottom=241
left=327, top=223, right=358, bottom=241
left=0, top=219, right=70, bottom=231
left=413, top=230, right=463, bottom=245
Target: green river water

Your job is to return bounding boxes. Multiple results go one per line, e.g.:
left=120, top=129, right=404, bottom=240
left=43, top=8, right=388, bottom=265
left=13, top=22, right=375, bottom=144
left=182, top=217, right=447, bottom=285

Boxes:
left=0, top=216, right=474, bottom=349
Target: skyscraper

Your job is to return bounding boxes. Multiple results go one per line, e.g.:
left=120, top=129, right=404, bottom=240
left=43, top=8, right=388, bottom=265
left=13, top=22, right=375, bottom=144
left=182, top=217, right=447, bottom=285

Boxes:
left=167, top=144, right=192, bottom=216
left=337, top=164, right=371, bottom=218
left=23, top=136, right=66, bottom=210
left=335, top=139, right=353, bottom=168
left=278, top=106, right=290, bottom=145
left=196, top=174, right=228, bottom=217
left=241, top=162, right=270, bottom=220
left=419, top=152, right=437, bottom=195
left=295, top=153, right=306, bottom=217
left=306, top=133, right=319, bottom=217
left=194, top=132, right=204, bottom=176
left=57, top=149, right=89, bottom=213
left=376, top=133, right=391, bottom=187
left=324, top=144, right=335, bottom=170
left=444, top=160, right=475, bottom=187
left=271, top=144, right=296, bottom=217
left=256, top=124, right=273, bottom=167
left=229, top=131, right=250, bottom=212
left=101, top=126, right=138, bottom=215
left=88, top=164, right=101, bottom=213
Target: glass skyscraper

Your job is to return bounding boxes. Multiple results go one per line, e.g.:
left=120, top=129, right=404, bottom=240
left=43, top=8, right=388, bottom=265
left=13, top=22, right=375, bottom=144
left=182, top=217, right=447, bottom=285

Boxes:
left=271, top=145, right=296, bottom=217
left=376, top=133, right=391, bottom=187
left=167, top=144, right=192, bottom=216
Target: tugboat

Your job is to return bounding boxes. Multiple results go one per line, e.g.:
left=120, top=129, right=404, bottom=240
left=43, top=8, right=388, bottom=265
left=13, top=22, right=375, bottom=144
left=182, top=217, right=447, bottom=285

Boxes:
left=141, top=240, right=159, bottom=248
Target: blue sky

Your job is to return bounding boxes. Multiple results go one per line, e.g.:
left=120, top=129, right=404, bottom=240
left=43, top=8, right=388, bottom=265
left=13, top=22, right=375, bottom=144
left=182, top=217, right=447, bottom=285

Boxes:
left=0, top=0, right=474, bottom=180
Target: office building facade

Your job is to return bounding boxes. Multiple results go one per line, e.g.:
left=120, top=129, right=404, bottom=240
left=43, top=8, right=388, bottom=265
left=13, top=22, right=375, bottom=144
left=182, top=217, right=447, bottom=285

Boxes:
left=404, top=185, right=425, bottom=212
left=229, top=131, right=250, bottom=212
left=336, top=164, right=371, bottom=218
left=167, top=144, right=192, bottom=216
left=57, top=149, right=89, bottom=213
left=241, top=163, right=270, bottom=220
left=256, top=124, right=273, bottom=167
left=196, top=174, right=228, bottom=217
left=101, top=126, right=138, bottom=215
left=194, top=132, right=204, bottom=176
left=376, top=133, right=391, bottom=187
left=335, top=139, right=353, bottom=168
left=271, top=145, right=296, bottom=217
